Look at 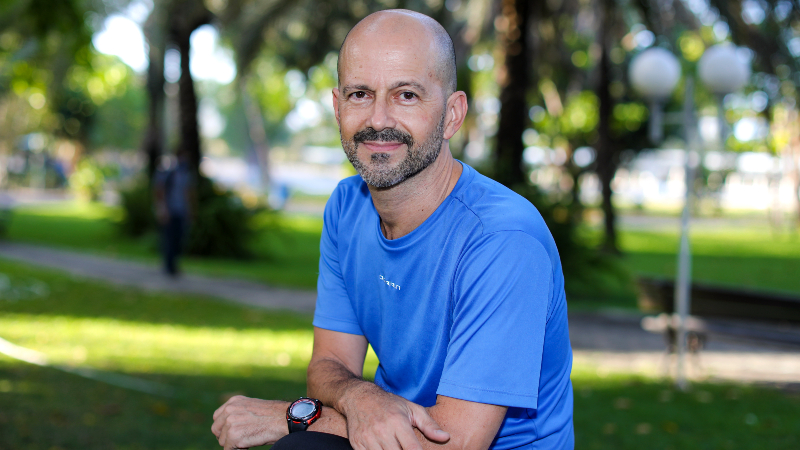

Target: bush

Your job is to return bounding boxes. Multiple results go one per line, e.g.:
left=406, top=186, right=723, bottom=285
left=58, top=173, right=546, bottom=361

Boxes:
left=118, top=175, right=262, bottom=259
left=185, top=176, right=259, bottom=258
left=69, top=157, right=120, bottom=202
left=118, top=178, right=155, bottom=237
left=69, top=158, right=107, bottom=201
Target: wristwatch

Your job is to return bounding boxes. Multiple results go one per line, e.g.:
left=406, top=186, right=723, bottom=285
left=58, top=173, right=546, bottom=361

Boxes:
left=286, top=397, right=323, bottom=433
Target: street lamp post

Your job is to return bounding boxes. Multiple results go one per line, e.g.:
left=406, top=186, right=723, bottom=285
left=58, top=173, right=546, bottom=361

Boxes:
left=629, top=44, right=750, bottom=389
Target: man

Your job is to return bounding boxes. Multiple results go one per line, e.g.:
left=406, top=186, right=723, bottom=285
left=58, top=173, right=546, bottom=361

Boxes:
left=212, top=9, right=573, bottom=450
left=153, top=150, right=194, bottom=277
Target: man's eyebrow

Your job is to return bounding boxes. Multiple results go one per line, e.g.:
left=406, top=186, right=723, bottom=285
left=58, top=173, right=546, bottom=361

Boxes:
left=341, top=84, right=371, bottom=95
left=390, top=81, right=427, bottom=95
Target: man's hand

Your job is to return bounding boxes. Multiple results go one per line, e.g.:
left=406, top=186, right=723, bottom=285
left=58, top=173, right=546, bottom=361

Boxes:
left=211, top=395, right=288, bottom=450
left=341, top=383, right=450, bottom=450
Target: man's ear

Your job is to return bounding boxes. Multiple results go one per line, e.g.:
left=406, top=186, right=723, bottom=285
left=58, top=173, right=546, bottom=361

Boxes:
left=332, top=88, right=341, bottom=127
left=443, top=91, right=468, bottom=140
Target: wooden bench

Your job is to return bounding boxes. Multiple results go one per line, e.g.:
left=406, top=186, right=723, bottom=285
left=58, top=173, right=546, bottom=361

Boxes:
left=636, top=277, right=800, bottom=348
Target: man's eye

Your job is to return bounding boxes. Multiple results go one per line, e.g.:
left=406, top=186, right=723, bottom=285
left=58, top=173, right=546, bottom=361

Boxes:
left=401, top=92, right=416, bottom=100
left=352, top=91, right=366, bottom=99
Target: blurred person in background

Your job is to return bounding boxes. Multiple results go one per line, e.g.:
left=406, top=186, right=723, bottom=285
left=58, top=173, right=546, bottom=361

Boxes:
left=212, top=9, right=573, bottom=450
left=153, top=150, right=194, bottom=277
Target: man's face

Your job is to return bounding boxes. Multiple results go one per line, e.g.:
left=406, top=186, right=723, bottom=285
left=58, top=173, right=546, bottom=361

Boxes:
left=334, top=25, right=448, bottom=188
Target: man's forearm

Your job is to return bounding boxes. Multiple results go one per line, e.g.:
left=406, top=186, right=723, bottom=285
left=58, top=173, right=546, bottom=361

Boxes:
left=307, top=356, right=374, bottom=414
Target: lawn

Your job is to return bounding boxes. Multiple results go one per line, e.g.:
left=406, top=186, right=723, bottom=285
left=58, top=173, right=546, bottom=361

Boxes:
left=6, top=201, right=799, bottom=298
left=1, top=259, right=798, bottom=449
left=4, top=201, right=323, bottom=289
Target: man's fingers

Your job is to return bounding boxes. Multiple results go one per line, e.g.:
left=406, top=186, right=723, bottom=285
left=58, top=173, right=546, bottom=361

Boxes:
left=410, top=405, right=450, bottom=443
left=395, top=427, right=424, bottom=450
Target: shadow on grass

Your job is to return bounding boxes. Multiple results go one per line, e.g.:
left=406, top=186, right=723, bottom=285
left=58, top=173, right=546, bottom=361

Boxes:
left=3, top=358, right=799, bottom=450
left=572, top=374, right=799, bottom=450
left=0, top=357, right=307, bottom=450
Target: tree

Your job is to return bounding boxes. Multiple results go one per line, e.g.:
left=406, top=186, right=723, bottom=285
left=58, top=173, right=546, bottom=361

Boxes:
left=0, top=0, right=130, bottom=173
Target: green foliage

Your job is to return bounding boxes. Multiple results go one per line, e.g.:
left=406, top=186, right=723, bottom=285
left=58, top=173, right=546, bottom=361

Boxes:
left=186, top=176, right=261, bottom=258
left=0, top=208, right=12, bottom=239
left=611, top=102, right=649, bottom=135
left=68, top=157, right=112, bottom=201
left=117, top=179, right=154, bottom=238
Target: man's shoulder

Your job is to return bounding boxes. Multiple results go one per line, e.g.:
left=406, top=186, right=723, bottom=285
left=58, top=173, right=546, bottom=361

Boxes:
left=331, top=175, right=369, bottom=200
left=322, top=175, right=370, bottom=227
left=454, top=166, right=547, bottom=237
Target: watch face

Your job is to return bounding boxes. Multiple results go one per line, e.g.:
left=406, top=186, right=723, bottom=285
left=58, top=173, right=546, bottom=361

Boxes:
left=290, top=400, right=316, bottom=419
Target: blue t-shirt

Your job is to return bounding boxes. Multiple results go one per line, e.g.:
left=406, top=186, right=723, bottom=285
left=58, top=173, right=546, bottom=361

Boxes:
left=313, top=163, right=574, bottom=449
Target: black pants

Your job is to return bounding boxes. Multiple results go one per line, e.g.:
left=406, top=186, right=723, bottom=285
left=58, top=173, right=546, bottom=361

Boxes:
left=272, top=432, right=353, bottom=450
left=161, top=215, right=187, bottom=276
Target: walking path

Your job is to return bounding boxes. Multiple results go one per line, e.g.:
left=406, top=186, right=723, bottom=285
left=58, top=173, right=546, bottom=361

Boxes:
left=0, top=242, right=316, bottom=313
left=1, top=241, right=797, bottom=387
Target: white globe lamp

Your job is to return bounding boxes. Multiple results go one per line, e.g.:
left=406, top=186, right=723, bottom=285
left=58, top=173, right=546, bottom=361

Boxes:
left=697, top=44, right=751, bottom=144
left=697, top=44, right=751, bottom=94
left=629, top=47, right=682, bottom=143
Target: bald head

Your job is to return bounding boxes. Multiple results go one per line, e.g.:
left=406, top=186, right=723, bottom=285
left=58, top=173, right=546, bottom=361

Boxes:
left=338, top=10, right=457, bottom=97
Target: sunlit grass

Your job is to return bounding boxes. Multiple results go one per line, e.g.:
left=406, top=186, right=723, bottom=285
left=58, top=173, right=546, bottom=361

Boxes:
left=615, top=227, right=800, bottom=294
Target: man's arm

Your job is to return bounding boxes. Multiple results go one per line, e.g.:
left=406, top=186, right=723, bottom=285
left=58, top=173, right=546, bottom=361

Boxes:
left=307, top=327, right=507, bottom=450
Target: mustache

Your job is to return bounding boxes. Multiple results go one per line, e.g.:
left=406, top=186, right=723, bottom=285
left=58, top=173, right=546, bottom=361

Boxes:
left=353, top=127, right=414, bottom=148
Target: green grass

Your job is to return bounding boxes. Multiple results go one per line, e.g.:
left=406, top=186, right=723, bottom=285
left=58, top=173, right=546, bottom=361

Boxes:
left=1, top=259, right=797, bottom=449
left=5, top=202, right=322, bottom=289
left=571, top=368, right=800, bottom=449
left=616, top=227, right=800, bottom=294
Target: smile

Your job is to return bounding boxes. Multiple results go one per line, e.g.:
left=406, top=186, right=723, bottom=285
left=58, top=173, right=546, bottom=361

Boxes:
left=361, top=141, right=406, bottom=152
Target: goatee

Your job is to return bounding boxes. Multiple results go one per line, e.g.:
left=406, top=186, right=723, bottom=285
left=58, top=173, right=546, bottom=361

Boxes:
left=341, top=114, right=445, bottom=188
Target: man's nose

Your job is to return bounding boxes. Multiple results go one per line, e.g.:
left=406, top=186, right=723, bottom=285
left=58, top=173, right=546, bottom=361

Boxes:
left=364, top=97, right=397, bottom=131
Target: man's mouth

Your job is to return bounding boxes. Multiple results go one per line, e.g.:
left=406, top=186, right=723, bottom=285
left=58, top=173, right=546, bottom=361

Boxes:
left=353, top=127, right=414, bottom=150
left=361, top=141, right=405, bottom=152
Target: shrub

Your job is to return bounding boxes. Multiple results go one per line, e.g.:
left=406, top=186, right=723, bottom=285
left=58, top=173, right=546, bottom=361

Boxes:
left=185, top=176, right=259, bottom=258
left=69, top=158, right=106, bottom=201
left=118, top=178, right=155, bottom=237
left=117, top=175, right=262, bottom=259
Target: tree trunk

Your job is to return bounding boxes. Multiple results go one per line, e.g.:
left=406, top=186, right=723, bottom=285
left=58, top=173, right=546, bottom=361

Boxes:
left=494, top=0, right=529, bottom=187
left=239, top=77, right=271, bottom=188
left=142, top=6, right=167, bottom=182
left=595, top=0, right=620, bottom=254
left=175, top=31, right=202, bottom=174
left=167, top=0, right=212, bottom=175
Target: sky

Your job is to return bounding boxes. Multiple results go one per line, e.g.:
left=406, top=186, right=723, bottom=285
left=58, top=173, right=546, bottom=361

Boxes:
left=92, top=1, right=237, bottom=84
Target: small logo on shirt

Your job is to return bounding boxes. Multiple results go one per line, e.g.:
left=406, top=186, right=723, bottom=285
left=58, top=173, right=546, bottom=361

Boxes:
left=379, top=275, right=401, bottom=291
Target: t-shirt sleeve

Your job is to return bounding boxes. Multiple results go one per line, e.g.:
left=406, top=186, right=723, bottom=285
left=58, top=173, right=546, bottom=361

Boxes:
left=437, top=231, right=552, bottom=410
left=312, top=187, right=364, bottom=335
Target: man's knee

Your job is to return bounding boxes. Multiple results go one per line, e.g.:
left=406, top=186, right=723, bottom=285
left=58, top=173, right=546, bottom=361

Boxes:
left=272, top=432, right=353, bottom=450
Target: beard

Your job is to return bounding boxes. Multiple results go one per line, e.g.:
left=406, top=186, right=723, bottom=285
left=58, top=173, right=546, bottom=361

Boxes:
left=341, top=113, right=446, bottom=189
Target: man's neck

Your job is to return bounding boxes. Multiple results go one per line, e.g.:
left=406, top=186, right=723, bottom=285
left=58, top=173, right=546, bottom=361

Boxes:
left=368, top=147, right=462, bottom=240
